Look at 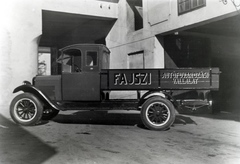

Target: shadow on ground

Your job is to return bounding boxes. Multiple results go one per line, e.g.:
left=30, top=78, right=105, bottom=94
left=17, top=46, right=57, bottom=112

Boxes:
left=53, top=111, right=198, bottom=128
left=0, top=114, right=57, bottom=164
left=53, top=111, right=143, bottom=126
left=184, top=112, right=240, bottom=122
left=176, top=103, right=240, bottom=122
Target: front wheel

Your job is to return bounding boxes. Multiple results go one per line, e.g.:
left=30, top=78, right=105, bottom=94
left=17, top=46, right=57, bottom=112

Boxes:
left=10, top=93, right=43, bottom=126
left=141, top=97, right=176, bottom=131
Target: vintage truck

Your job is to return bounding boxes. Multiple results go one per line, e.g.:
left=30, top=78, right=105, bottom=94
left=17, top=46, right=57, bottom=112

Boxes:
left=9, top=44, right=220, bottom=130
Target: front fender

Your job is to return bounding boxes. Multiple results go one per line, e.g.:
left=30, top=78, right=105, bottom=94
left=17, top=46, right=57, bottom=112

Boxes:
left=13, top=84, right=60, bottom=111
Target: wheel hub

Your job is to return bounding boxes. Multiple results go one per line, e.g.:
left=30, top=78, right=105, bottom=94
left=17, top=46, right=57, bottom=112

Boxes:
left=23, top=107, right=29, bottom=112
left=155, top=109, right=162, bottom=116
left=146, top=102, right=170, bottom=126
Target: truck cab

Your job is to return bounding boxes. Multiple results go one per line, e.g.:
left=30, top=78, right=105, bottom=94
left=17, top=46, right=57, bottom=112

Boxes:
left=34, top=44, right=110, bottom=102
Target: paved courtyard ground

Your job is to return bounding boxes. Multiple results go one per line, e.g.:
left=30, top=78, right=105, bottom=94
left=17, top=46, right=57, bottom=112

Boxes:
left=1, top=110, right=240, bottom=164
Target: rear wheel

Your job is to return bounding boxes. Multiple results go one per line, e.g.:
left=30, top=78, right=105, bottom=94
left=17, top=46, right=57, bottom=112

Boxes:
left=10, top=93, right=43, bottom=126
left=141, top=97, right=176, bottom=131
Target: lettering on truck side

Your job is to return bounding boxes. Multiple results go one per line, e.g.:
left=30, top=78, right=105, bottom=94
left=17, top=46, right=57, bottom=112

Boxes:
left=161, top=71, right=210, bottom=85
left=114, top=73, right=152, bottom=86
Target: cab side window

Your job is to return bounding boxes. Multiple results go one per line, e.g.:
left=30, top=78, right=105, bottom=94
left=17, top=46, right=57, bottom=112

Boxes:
left=86, top=51, right=98, bottom=66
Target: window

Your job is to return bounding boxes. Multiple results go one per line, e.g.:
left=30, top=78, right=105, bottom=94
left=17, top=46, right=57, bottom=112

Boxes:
left=38, top=47, right=51, bottom=75
left=128, top=50, right=144, bottom=69
left=57, top=49, right=82, bottom=73
left=86, top=51, right=98, bottom=66
left=178, top=0, right=206, bottom=15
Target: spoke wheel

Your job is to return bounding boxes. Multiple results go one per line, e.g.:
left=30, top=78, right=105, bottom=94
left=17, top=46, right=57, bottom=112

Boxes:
left=14, top=98, right=37, bottom=122
left=141, top=97, right=175, bottom=131
left=146, top=102, right=170, bottom=126
left=10, top=93, right=43, bottom=126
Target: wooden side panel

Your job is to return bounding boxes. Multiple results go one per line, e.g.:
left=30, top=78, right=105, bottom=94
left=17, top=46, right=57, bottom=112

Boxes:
left=160, top=68, right=220, bottom=90
left=160, top=68, right=212, bottom=90
left=211, top=67, right=220, bottom=90
left=108, top=69, right=159, bottom=90
left=101, top=68, right=220, bottom=91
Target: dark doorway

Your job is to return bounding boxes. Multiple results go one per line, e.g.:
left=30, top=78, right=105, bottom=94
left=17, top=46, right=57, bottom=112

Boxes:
left=161, top=14, right=240, bottom=113
left=162, top=34, right=211, bottom=68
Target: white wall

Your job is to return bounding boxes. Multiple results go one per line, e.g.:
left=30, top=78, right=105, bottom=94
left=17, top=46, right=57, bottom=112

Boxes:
left=0, top=0, right=118, bottom=117
left=106, top=0, right=165, bottom=69
left=144, top=0, right=240, bottom=35
left=0, top=1, right=41, bottom=117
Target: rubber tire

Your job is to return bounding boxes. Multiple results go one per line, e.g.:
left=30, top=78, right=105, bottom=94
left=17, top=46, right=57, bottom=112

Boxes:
left=42, top=108, right=59, bottom=120
left=10, top=93, right=43, bottom=126
left=141, top=97, right=176, bottom=131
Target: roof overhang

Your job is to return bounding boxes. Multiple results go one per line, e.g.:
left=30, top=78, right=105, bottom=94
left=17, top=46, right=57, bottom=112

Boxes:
left=40, top=10, right=117, bottom=48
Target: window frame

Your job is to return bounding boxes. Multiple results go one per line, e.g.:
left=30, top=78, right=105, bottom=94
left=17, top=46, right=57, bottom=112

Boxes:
left=60, top=48, right=82, bottom=74
left=178, top=0, right=206, bottom=15
left=128, top=50, right=145, bottom=69
left=85, top=50, right=98, bottom=67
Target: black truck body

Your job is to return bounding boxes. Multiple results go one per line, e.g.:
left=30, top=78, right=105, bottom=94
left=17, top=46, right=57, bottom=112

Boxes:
left=10, top=44, right=220, bottom=130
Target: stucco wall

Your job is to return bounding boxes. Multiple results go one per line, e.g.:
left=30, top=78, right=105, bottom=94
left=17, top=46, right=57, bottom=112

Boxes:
left=144, top=0, right=240, bottom=35
left=0, top=1, right=41, bottom=117
left=0, top=0, right=118, bottom=117
left=106, top=0, right=165, bottom=69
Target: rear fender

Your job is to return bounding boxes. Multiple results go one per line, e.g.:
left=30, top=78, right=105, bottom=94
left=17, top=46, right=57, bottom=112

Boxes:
left=13, top=84, right=60, bottom=111
left=139, top=91, right=177, bottom=109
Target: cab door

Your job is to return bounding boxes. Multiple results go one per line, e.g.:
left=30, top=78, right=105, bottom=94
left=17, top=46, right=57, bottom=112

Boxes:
left=61, top=47, right=100, bottom=101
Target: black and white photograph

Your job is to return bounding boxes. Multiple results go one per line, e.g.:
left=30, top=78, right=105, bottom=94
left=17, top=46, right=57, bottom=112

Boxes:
left=0, top=0, right=240, bottom=163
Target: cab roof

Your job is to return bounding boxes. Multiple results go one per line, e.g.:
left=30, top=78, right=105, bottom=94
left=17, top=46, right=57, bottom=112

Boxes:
left=59, top=44, right=110, bottom=53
